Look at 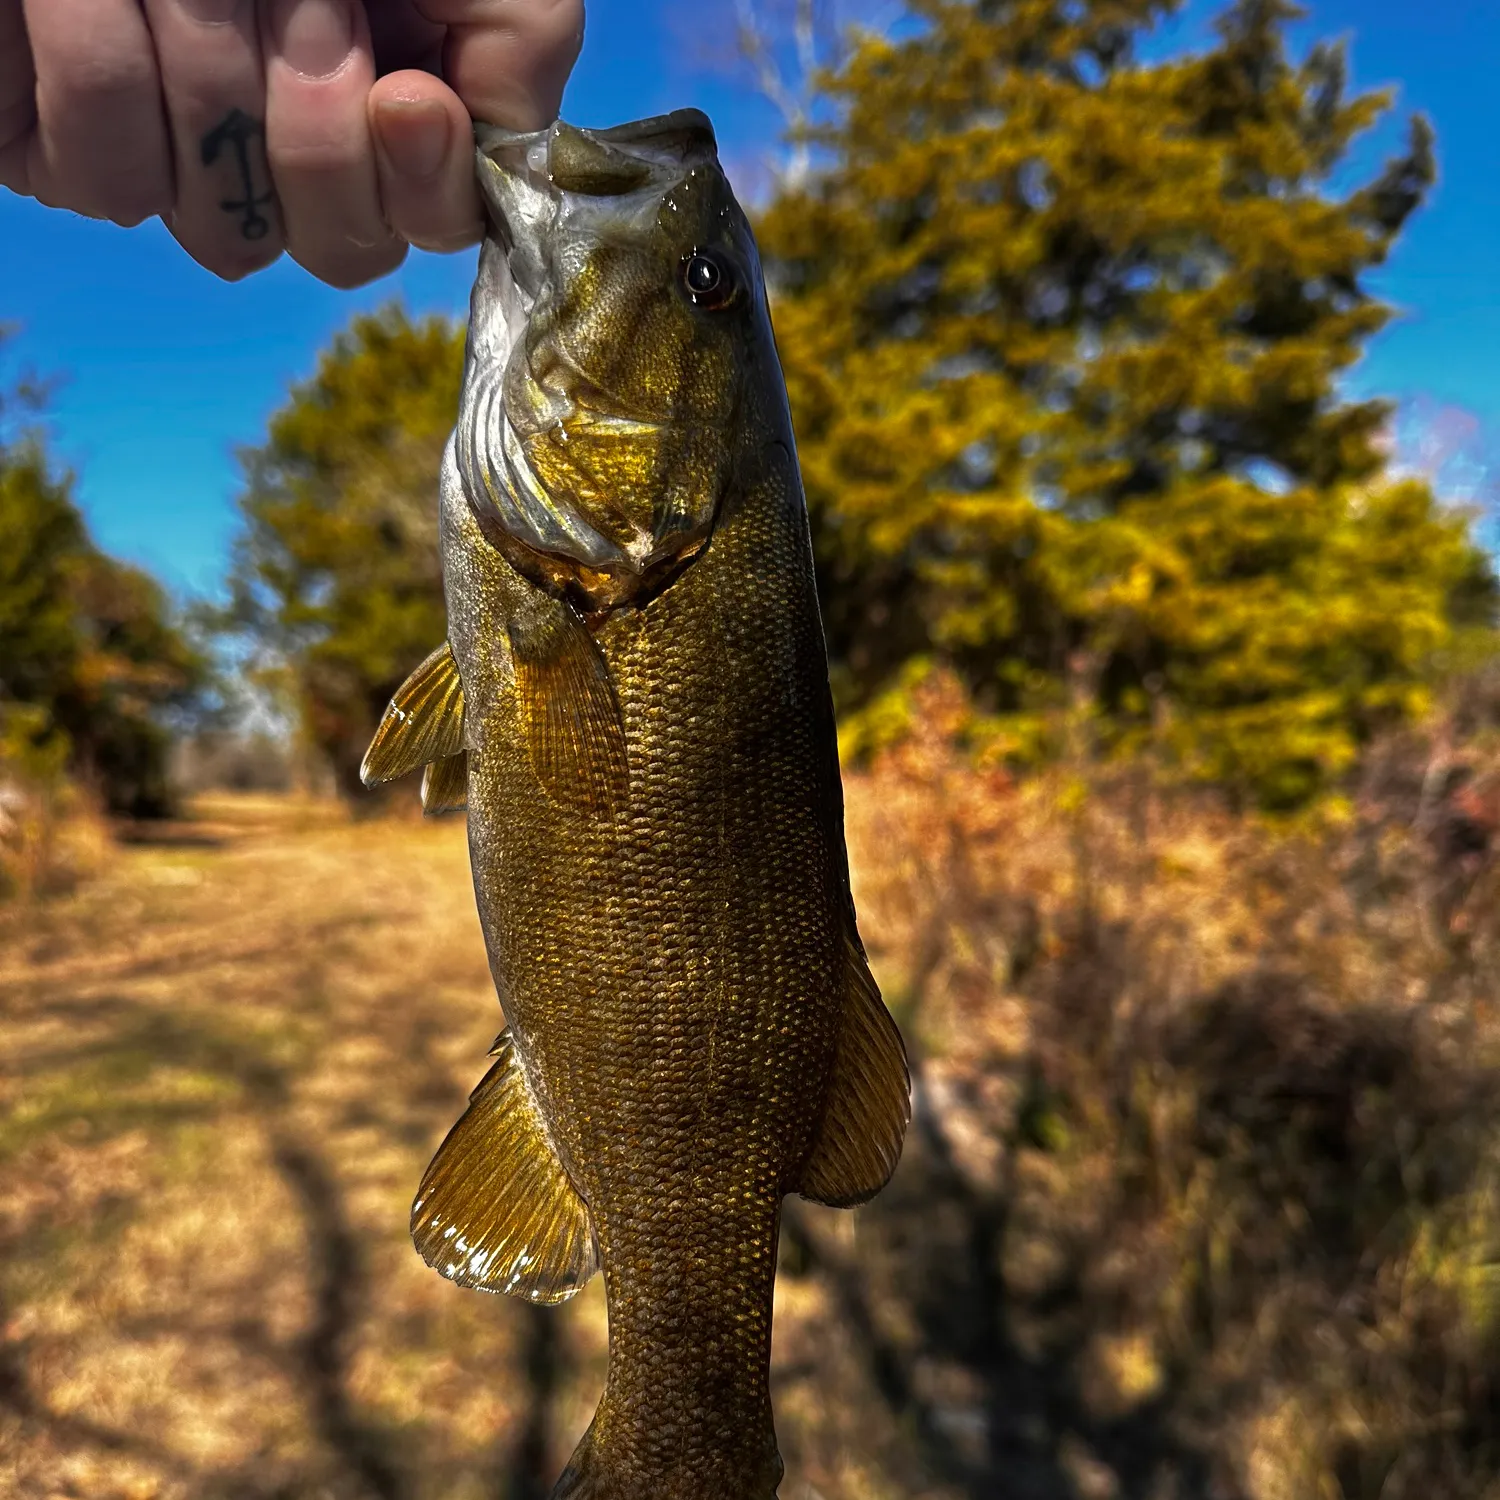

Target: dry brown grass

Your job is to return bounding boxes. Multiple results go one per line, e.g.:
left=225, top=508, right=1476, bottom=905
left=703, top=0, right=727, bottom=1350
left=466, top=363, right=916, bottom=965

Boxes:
left=0, top=780, right=114, bottom=905
left=787, top=680, right=1500, bottom=1500
left=6, top=714, right=1500, bottom=1499
left=0, top=795, right=605, bottom=1500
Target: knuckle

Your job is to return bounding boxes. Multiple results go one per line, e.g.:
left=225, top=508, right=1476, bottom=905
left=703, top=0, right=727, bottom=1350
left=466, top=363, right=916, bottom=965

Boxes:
left=544, top=0, right=587, bottom=50
left=0, top=155, right=28, bottom=195
left=178, top=0, right=249, bottom=25
left=0, top=99, right=36, bottom=156
left=403, top=219, right=483, bottom=255
left=268, top=136, right=364, bottom=179
left=419, top=0, right=581, bottom=21
left=510, top=3, right=585, bottom=72
left=169, top=214, right=284, bottom=281
left=44, top=49, right=158, bottom=108
left=216, top=255, right=279, bottom=284
left=408, top=230, right=482, bottom=256
left=381, top=178, right=484, bottom=256
left=101, top=178, right=173, bottom=227
left=296, top=238, right=407, bottom=290
left=53, top=182, right=168, bottom=225
left=200, top=241, right=283, bottom=283
left=423, top=0, right=584, bottom=61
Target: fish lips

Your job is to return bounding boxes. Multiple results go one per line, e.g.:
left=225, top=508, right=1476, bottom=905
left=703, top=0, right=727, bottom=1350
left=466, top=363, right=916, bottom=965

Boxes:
left=475, top=111, right=720, bottom=301
left=464, top=112, right=733, bottom=608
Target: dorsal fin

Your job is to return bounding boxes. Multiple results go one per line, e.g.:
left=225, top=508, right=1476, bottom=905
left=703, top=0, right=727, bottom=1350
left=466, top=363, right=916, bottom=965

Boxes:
left=412, top=1031, right=598, bottom=1304
left=507, top=599, right=629, bottom=816
left=361, top=642, right=465, bottom=787
left=797, top=936, right=911, bottom=1208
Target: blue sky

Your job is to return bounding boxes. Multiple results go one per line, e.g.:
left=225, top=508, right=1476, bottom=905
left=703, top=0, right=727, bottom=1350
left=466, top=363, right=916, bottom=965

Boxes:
left=3, top=0, right=1496, bottom=598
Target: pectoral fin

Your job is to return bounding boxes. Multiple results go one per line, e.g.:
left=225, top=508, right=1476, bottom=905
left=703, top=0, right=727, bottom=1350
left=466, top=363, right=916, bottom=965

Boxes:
left=361, top=642, right=465, bottom=787
left=412, top=1031, right=598, bottom=1303
left=421, top=753, right=468, bottom=814
left=508, top=601, right=629, bottom=816
left=797, top=938, right=911, bottom=1207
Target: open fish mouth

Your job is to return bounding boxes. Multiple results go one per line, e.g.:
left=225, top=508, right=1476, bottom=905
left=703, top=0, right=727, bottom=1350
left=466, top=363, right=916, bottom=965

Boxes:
left=456, top=110, right=728, bottom=603
left=475, top=110, right=721, bottom=300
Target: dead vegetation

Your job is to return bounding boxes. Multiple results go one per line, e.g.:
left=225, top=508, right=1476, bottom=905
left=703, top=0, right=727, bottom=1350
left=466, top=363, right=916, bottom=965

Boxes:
left=780, top=677, right=1500, bottom=1499
left=5, top=690, right=1500, bottom=1497
left=0, top=796, right=603, bottom=1500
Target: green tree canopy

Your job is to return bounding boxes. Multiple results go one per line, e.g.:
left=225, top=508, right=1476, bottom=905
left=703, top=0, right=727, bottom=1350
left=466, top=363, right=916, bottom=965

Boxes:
left=757, top=0, right=1493, bottom=804
left=224, top=306, right=465, bottom=799
left=0, top=381, right=208, bottom=816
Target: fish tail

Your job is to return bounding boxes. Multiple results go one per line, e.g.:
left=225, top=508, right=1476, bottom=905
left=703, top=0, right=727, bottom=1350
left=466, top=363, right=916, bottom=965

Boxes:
left=550, top=1418, right=784, bottom=1499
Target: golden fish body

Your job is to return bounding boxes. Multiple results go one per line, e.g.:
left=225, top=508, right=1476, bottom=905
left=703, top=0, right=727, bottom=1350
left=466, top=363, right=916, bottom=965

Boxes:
left=362, top=111, right=908, bottom=1500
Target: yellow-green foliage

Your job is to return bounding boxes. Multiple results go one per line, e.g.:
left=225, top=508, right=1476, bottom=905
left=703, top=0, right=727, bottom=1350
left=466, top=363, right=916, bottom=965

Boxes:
left=758, top=0, right=1493, bottom=805
left=225, top=306, right=465, bottom=799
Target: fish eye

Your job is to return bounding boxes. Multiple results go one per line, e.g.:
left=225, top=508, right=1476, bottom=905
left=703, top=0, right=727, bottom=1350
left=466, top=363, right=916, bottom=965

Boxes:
left=680, top=250, right=738, bottom=310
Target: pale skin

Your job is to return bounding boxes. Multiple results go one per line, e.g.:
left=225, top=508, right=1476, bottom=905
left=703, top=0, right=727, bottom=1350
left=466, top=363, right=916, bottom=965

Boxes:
left=0, top=0, right=585, bottom=287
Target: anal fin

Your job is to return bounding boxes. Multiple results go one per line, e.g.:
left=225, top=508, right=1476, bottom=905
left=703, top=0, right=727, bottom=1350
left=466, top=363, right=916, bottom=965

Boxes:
left=797, top=937, right=911, bottom=1208
left=412, top=1031, right=598, bottom=1303
left=361, top=642, right=465, bottom=787
left=508, top=599, right=629, bottom=816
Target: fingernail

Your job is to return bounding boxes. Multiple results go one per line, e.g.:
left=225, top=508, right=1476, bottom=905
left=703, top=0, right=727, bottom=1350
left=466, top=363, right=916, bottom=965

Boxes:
left=374, top=97, right=450, bottom=180
left=269, top=0, right=354, bottom=80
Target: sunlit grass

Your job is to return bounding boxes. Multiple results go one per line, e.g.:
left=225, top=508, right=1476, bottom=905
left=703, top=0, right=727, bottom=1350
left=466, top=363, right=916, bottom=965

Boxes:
left=5, top=744, right=1500, bottom=1497
left=0, top=797, right=607, bottom=1499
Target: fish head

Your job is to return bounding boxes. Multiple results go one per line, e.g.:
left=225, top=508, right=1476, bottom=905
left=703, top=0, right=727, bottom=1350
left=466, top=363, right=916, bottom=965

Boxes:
left=460, top=110, right=776, bottom=610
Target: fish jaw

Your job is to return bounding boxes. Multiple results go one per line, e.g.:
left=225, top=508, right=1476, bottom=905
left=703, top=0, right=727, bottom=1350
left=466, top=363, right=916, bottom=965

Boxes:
left=456, top=113, right=764, bottom=611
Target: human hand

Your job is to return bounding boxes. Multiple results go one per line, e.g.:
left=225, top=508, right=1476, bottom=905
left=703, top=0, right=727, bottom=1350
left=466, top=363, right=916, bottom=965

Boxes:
left=0, top=1, right=584, bottom=286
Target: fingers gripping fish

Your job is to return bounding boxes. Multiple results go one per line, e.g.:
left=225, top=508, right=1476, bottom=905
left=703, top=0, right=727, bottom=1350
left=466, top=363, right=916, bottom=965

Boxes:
left=361, top=110, right=910, bottom=1500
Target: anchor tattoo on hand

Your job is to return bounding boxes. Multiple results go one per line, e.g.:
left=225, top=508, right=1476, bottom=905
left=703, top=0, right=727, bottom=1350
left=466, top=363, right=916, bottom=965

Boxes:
left=201, top=109, right=274, bottom=241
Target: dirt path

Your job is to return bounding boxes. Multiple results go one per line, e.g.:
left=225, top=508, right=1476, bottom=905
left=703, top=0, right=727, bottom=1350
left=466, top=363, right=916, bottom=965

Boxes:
left=0, top=797, right=605, bottom=1500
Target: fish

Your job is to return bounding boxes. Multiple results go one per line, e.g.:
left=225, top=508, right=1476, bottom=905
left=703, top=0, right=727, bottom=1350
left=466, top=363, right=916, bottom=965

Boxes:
left=360, top=109, right=910, bottom=1500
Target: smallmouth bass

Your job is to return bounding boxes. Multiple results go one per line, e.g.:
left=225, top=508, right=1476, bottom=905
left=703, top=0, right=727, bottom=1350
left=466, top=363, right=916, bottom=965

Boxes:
left=361, top=110, right=909, bottom=1500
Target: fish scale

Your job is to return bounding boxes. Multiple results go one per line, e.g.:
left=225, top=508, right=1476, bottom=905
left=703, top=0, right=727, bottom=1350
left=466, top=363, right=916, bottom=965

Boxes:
left=361, top=110, right=909, bottom=1499
left=468, top=478, right=826, bottom=1487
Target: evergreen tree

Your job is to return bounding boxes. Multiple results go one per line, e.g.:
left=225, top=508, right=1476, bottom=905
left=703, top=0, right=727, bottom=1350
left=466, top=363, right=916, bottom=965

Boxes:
left=224, top=306, right=465, bottom=800
left=0, top=393, right=207, bottom=816
left=757, top=0, right=1491, bottom=804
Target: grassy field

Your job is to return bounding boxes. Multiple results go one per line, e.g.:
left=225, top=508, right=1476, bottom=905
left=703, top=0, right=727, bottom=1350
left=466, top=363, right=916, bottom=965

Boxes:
left=7, top=728, right=1500, bottom=1500
left=0, top=795, right=613, bottom=1500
